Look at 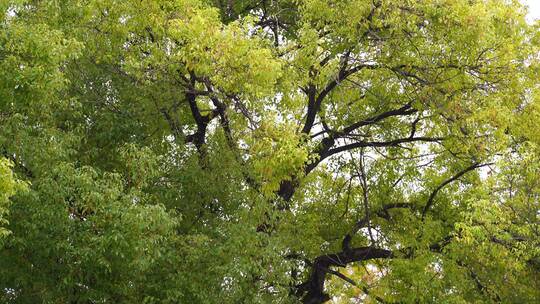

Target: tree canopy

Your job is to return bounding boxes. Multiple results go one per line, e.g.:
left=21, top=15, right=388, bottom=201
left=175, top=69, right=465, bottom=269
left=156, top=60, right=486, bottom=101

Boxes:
left=1, top=0, right=539, bottom=303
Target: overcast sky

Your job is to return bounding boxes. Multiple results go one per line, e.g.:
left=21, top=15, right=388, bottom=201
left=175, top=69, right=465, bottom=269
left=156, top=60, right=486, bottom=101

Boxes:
left=523, top=0, right=540, bottom=22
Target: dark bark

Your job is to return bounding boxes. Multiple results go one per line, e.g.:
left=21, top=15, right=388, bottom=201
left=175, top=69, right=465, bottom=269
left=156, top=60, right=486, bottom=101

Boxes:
left=298, top=247, right=393, bottom=304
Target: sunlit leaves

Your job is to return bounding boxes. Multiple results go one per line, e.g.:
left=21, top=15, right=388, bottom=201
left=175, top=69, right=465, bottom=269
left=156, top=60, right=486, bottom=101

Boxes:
left=0, top=0, right=539, bottom=303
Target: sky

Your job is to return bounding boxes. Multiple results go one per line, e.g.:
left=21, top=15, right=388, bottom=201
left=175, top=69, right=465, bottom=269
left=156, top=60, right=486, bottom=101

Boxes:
left=523, top=0, right=540, bottom=22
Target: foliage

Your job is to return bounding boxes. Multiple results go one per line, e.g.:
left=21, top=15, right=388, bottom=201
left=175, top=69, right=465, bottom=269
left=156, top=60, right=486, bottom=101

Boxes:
left=0, top=0, right=539, bottom=303
left=0, top=158, right=25, bottom=240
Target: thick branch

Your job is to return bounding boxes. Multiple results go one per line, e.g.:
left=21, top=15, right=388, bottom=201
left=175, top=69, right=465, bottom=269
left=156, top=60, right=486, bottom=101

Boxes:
left=300, top=246, right=394, bottom=304
left=301, top=63, right=380, bottom=135
left=301, top=84, right=318, bottom=134
left=185, top=95, right=215, bottom=162
left=203, top=80, right=235, bottom=149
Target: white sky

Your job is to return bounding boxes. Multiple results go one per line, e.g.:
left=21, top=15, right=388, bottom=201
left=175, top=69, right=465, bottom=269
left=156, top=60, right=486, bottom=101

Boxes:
left=523, top=0, right=540, bottom=22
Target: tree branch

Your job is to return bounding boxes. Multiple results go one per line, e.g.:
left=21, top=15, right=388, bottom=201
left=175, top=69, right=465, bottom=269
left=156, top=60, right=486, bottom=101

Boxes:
left=301, top=63, right=380, bottom=135
left=300, top=246, right=394, bottom=304
left=338, top=103, right=417, bottom=136
left=305, top=137, right=443, bottom=175
left=342, top=203, right=414, bottom=252
left=421, top=162, right=492, bottom=218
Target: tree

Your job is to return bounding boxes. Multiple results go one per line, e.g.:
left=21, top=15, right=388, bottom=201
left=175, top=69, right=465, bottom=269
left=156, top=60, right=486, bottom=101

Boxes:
left=1, top=0, right=539, bottom=303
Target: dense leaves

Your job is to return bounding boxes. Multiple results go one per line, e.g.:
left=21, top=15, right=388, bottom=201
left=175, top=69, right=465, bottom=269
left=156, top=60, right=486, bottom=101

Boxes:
left=1, top=0, right=539, bottom=303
